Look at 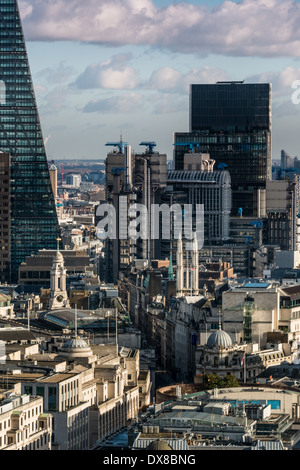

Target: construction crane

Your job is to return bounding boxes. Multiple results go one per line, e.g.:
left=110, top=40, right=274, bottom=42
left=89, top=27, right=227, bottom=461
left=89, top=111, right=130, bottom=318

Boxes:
left=173, top=142, right=201, bottom=151
left=111, top=167, right=126, bottom=176
left=249, top=220, right=263, bottom=246
left=249, top=220, right=263, bottom=229
left=105, top=139, right=127, bottom=154
left=44, top=135, right=51, bottom=146
left=217, top=163, right=228, bottom=170
left=140, top=141, right=157, bottom=154
left=244, top=236, right=253, bottom=246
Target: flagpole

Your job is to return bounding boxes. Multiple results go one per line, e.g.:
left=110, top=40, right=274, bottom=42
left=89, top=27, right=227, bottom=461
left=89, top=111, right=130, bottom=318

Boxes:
left=241, top=350, right=246, bottom=384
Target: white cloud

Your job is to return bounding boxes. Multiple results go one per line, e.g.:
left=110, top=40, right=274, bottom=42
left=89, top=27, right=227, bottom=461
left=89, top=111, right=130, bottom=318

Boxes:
left=150, top=93, right=187, bottom=114
left=20, top=0, right=300, bottom=57
left=82, top=92, right=143, bottom=113
left=148, top=67, right=182, bottom=92
left=37, top=62, right=75, bottom=84
left=146, top=65, right=229, bottom=93
left=247, top=66, right=300, bottom=97
left=74, top=54, right=141, bottom=90
left=74, top=58, right=229, bottom=93
left=38, top=85, right=73, bottom=115
left=33, top=84, right=48, bottom=96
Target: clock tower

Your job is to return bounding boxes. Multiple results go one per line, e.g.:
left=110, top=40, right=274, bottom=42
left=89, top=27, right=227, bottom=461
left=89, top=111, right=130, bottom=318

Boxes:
left=49, top=239, right=70, bottom=310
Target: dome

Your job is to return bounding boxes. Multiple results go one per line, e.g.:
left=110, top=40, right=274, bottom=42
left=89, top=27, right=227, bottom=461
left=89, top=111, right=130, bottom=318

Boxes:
left=206, top=328, right=233, bottom=349
left=61, top=337, right=90, bottom=350
left=59, top=336, right=93, bottom=358
left=146, top=439, right=172, bottom=451
left=53, top=250, right=64, bottom=262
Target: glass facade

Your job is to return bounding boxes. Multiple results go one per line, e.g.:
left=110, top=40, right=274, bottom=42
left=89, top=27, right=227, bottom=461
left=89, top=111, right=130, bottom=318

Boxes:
left=0, top=0, right=60, bottom=282
left=174, top=82, right=272, bottom=217
left=190, top=82, right=271, bottom=132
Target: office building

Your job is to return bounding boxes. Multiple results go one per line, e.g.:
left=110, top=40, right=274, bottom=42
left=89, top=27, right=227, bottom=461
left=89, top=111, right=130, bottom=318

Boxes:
left=222, top=281, right=300, bottom=348
left=0, top=152, right=10, bottom=282
left=266, top=177, right=300, bottom=251
left=66, top=174, right=81, bottom=188
left=133, top=143, right=167, bottom=263
left=22, top=369, right=92, bottom=450
left=164, top=153, right=231, bottom=246
left=49, top=162, right=58, bottom=199
left=100, top=141, right=167, bottom=284
left=0, top=0, right=60, bottom=282
left=18, top=249, right=96, bottom=287
left=174, top=82, right=272, bottom=217
left=0, top=394, right=52, bottom=450
left=99, top=143, right=136, bottom=284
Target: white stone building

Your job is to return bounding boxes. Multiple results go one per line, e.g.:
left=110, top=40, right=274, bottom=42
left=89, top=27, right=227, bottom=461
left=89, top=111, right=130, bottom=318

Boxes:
left=222, top=281, right=300, bottom=349
left=0, top=394, right=52, bottom=450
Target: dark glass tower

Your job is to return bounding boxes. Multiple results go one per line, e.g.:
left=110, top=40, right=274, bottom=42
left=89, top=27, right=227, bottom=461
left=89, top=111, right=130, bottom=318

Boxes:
left=0, top=0, right=60, bottom=282
left=174, top=82, right=272, bottom=217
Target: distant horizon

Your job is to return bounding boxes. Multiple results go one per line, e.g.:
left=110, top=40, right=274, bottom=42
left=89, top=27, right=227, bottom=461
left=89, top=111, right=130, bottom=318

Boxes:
left=46, top=155, right=289, bottom=163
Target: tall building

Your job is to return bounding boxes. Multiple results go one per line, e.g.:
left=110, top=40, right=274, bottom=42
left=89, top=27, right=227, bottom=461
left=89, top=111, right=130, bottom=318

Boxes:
left=266, top=177, right=300, bottom=251
left=100, top=143, right=136, bottom=284
left=49, top=162, right=58, bottom=199
left=160, top=152, right=232, bottom=269
left=174, top=82, right=272, bottom=217
left=66, top=174, right=81, bottom=188
left=100, top=141, right=167, bottom=284
left=0, top=151, right=10, bottom=282
left=0, top=0, right=60, bottom=282
left=133, top=143, right=167, bottom=262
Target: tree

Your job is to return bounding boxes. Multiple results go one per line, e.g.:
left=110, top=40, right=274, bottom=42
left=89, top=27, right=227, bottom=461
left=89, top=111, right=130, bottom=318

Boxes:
left=204, top=374, right=239, bottom=389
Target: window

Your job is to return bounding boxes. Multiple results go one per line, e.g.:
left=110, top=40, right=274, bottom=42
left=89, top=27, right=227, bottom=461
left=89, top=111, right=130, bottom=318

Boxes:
left=36, top=386, right=44, bottom=396
left=24, top=385, right=33, bottom=395
left=48, top=387, right=57, bottom=411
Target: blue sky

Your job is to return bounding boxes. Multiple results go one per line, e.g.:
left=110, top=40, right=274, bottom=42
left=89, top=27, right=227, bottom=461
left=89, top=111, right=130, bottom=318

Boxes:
left=19, top=0, right=300, bottom=161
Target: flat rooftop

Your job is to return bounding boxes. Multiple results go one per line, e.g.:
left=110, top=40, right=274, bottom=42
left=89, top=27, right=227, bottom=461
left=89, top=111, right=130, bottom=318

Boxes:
left=39, top=373, right=78, bottom=384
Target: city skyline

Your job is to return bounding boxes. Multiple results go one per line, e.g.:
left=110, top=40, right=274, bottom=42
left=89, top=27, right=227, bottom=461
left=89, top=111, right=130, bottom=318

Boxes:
left=19, top=0, right=300, bottom=161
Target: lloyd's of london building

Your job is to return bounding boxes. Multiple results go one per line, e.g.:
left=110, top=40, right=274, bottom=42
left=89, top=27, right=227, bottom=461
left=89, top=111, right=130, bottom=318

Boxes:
left=0, top=0, right=60, bottom=282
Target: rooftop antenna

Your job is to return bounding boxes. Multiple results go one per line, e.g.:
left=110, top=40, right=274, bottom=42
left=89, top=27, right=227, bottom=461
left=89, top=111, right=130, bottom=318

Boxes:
left=27, top=300, right=30, bottom=332
left=115, top=308, right=118, bottom=356
left=107, top=310, right=110, bottom=342
left=75, top=304, right=78, bottom=337
left=218, top=308, right=222, bottom=330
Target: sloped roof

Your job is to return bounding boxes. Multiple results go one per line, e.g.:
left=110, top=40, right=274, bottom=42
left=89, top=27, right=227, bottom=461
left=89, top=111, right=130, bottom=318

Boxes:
left=0, top=329, right=36, bottom=342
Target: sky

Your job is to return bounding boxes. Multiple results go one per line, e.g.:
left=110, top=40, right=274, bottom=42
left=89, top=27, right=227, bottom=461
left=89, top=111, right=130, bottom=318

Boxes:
left=18, top=0, right=300, bottom=161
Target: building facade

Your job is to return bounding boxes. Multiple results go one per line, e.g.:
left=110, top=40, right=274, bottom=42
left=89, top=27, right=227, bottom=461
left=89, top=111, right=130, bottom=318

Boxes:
left=0, top=394, right=52, bottom=450
left=174, top=82, right=272, bottom=217
left=0, top=0, right=60, bottom=282
left=0, top=152, right=10, bottom=282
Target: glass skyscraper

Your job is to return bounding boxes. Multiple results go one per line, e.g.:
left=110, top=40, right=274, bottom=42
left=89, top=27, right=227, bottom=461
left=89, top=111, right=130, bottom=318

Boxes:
left=0, top=0, right=60, bottom=282
left=174, top=82, right=272, bottom=217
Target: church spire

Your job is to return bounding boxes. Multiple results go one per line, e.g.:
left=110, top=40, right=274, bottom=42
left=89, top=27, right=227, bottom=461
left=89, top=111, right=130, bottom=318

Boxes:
left=49, top=248, right=69, bottom=310
left=56, top=237, right=62, bottom=252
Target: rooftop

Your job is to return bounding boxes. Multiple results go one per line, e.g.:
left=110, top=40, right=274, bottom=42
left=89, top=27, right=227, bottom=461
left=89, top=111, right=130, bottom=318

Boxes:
left=39, top=372, right=78, bottom=384
left=243, top=282, right=271, bottom=289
